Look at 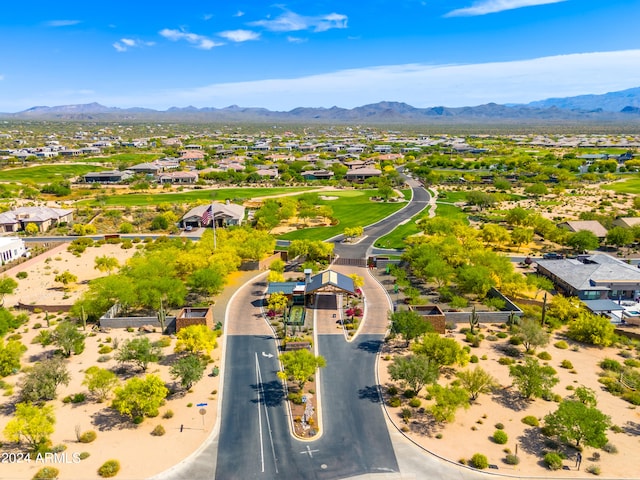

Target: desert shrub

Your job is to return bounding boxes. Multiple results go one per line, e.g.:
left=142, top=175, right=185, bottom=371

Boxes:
left=554, top=340, right=569, bottom=349
left=509, top=336, right=523, bottom=346
left=470, top=453, right=488, bottom=469
left=70, top=393, right=85, bottom=403
left=387, top=385, right=398, bottom=395
left=408, top=398, right=421, bottom=408
left=504, top=454, right=520, bottom=465
left=560, top=359, right=573, bottom=369
left=622, top=391, right=640, bottom=405
left=494, top=422, right=504, bottom=430
left=32, top=467, right=59, bottom=479
left=79, top=430, right=97, bottom=443
left=163, top=410, right=174, bottom=419
left=435, top=433, right=443, bottom=439
left=493, top=430, right=508, bottom=444
left=97, top=355, right=111, bottom=363
left=154, top=337, right=172, bottom=348
left=79, top=452, right=90, bottom=460
left=98, top=345, right=113, bottom=354
left=486, top=335, right=498, bottom=342
left=544, top=452, right=563, bottom=470
left=49, top=444, right=67, bottom=453
left=98, top=459, right=121, bottom=477
left=610, top=424, right=624, bottom=434
left=600, top=358, right=623, bottom=372
left=498, top=357, right=514, bottom=365
left=16, top=271, right=28, bottom=279
left=602, top=443, right=618, bottom=454
left=598, top=377, right=625, bottom=395
left=521, top=415, right=539, bottom=427
left=624, top=358, right=640, bottom=368
left=288, top=392, right=304, bottom=405
left=388, top=396, right=401, bottom=407
left=32, top=322, right=42, bottom=329
left=151, top=425, right=165, bottom=436
left=503, top=346, right=521, bottom=358
left=403, top=389, right=416, bottom=399
left=470, top=355, right=479, bottom=363
left=496, top=332, right=508, bottom=339
left=401, top=408, right=412, bottom=422
left=537, top=351, right=552, bottom=361
left=586, top=464, right=601, bottom=475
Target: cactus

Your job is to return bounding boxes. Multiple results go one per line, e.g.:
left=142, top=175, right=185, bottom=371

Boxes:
left=80, top=306, right=87, bottom=330
left=541, top=292, right=548, bottom=326
left=469, top=306, right=479, bottom=334
left=157, top=298, right=166, bottom=333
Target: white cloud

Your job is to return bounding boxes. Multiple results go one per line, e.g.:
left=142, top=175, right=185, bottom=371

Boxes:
left=157, top=50, right=640, bottom=110
left=159, top=29, right=223, bottom=50
left=112, top=38, right=155, bottom=52
left=0, top=75, right=4, bottom=81
left=446, top=0, right=566, bottom=17
left=203, top=14, right=213, bottom=21
left=218, top=30, right=260, bottom=42
left=234, top=11, right=245, bottom=17
left=249, top=11, right=347, bottom=33
left=45, top=20, right=81, bottom=27
left=287, top=36, right=307, bottom=44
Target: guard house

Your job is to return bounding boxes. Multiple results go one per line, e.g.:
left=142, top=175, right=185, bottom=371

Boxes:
left=175, top=307, right=214, bottom=332
left=266, top=281, right=306, bottom=305
left=266, top=269, right=357, bottom=306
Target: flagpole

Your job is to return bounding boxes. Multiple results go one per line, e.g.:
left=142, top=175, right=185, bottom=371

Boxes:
left=212, top=201, right=216, bottom=250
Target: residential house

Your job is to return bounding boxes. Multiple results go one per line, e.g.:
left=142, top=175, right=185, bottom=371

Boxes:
left=158, top=171, right=198, bottom=184
left=0, top=237, right=28, bottom=264
left=558, top=220, right=608, bottom=239
left=128, top=162, right=161, bottom=175
left=302, top=169, right=334, bottom=181
left=345, top=167, right=382, bottom=182
left=83, top=170, right=132, bottom=184
left=0, top=207, right=73, bottom=233
left=179, top=201, right=245, bottom=229
left=612, top=217, right=640, bottom=229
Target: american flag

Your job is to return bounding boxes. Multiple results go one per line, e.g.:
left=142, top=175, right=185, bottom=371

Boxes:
left=201, top=205, right=212, bottom=226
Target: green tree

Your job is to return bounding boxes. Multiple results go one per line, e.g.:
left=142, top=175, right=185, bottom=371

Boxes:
left=54, top=270, right=78, bottom=291
left=94, top=255, right=120, bottom=274
left=518, top=318, right=550, bottom=353
left=427, top=384, right=470, bottom=422
left=83, top=366, right=119, bottom=402
left=0, top=276, right=18, bottom=307
left=0, top=308, right=26, bottom=337
left=412, top=333, right=469, bottom=367
left=605, top=226, right=634, bottom=248
left=344, top=226, right=364, bottom=241
left=277, top=349, right=326, bottom=390
left=509, top=357, right=559, bottom=400
left=24, top=223, right=39, bottom=236
left=566, top=230, right=600, bottom=253
left=456, top=265, right=495, bottom=298
left=174, top=325, right=218, bottom=355
left=0, top=339, right=27, bottom=376
left=3, top=402, right=55, bottom=451
left=20, top=357, right=70, bottom=402
left=111, top=374, right=168, bottom=420
left=53, top=321, right=85, bottom=357
left=480, top=224, right=510, bottom=247
left=390, top=310, right=434, bottom=346
left=511, top=227, right=534, bottom=249
left=116, top=337, right=162, bottom=372
left=505, top=207, right=531, bottom=226
left=566, top=311, right=616, bottom=347
left=267, top=292, right=289, bottom=313
left=544, top=399, right=611, bottom=447
left=188, top=267, right=225, bottom=295
left=169, top=354, right=206, bottom=390
left=387, top=354, right=439, bottom=394
left=456, top=366, right=499, bottom=402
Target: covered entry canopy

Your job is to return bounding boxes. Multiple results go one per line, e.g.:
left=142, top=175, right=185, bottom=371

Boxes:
left=305, top=270, right=356, bottom=295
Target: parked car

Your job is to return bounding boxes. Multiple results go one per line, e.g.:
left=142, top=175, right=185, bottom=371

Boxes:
left=542, top=252, right=564, bottom=260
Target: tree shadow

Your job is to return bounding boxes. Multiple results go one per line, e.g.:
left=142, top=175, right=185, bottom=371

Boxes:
left=357, top=339, right=383, bottom=354
left=90, top=408, right=138, bottom=431
left=28, top=350, right=56, bottom=363
left=158, top=351, right=182, bottom=366
left=251, top=299, right=265, bottom=308
left=516, top=426, right=548, bottom=456
left=250, top=380, right=285, bottom=407
left=408, top=411, right=442, bottom=437
left=491, top=387, right=529, bottom=411
left=624, top=421, right=640, bottom=435
left=358, top=385, right=381, bottom=403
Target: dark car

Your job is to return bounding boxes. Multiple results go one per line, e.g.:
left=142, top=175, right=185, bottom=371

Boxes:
left=542, top=252, right=564, bottom=260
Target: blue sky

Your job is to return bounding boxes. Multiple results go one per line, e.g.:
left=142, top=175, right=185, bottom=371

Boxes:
left=1, top=0, right=640, bottom=111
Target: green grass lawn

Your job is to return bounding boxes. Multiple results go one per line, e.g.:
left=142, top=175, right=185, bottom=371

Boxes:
left=0, top=164, right=107, bottom=184
left=278, top=190, right=407, bottom=242
left=434, top=202, right=469, bottom=223
left=603, top=175, right=640, bottom=194
left=83, top=153, right=164, bottom=164
left=78, top=186, right=317, bottom=206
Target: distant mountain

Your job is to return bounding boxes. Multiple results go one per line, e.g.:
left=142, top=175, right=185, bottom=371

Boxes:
left=526, top=87, right=640, bottom=112
left=3, top=88, right=640, bottom=124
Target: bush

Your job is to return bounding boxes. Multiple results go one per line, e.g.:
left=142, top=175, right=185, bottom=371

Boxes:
left=98, top=345, right=113, bottom=354
left=602, top=443, right=618, bottom=454
left=624, top=358, right=640, bottom=368
left=554, top=340, right=569, bottom=349
left=509, top=336, right=523, bottom=346
left=403, top=389, right=416, bottom=398
left=544, top=452, right=563, bottom=470
left=470, top=453, right=488, bottom=469
left=493, top=430, right=508, bottom=444
left=586, top=464, right=601, bottom=475
left=79, top=430, right=97, bottom=443
left=504, top=454, right=520, bottom=465
left=600, top=358, right=623, bottom=372
left=560, top=359, right=574, bottom=369
left=79, top=452, right=90, bottom=460
left=32, top=467, right=59, bottom=479
left=388, top=396, right=401, bottom=407
left=470, top=355, right=479, bottom=363
left=408, top=397, right=421, bottom=408
left=16, top=271, right=28, bottom=279
left=496, top=332, right=508, bottom=339
left=537, top=351, right=552, bottom=361
left=288, top=392, right=304, bottom=405
left=610, top=424, right=624, bottom=434
left=154, top=337, right=172, bottom=348
left=163, top=409, right=174, bottom=419
left=151, top=425, right=166, bottom=436
left=97, top=355, right=111, bottom=363
left=498, top=357, right=514, bottom=365
left=32, top=322, right=42, bottom=329
left=494, top=422, right=504, bottom=430
left=622, top=391, right=640, bottom=405
left=401, top=408, right=412, bottom=423
left=98, top=459, right=121, bottom=477
left=503, top=346, right=521, bottom=358
left=521, top=415, right=539, bottom=427
left=387, top=385, right=398, bottom=396
left=71, top=393, right=86, bottom=403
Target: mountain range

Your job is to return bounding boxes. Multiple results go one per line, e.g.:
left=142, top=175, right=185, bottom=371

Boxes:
left=3, top=87, right=640, bottom=124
